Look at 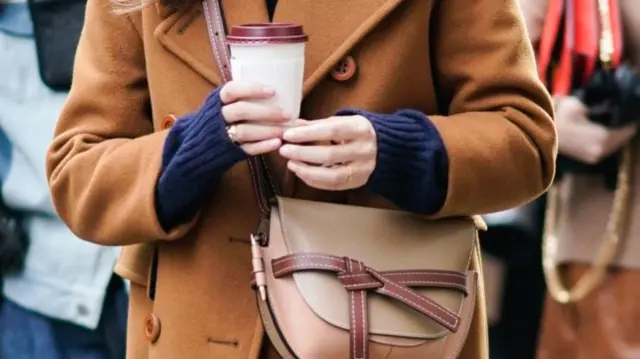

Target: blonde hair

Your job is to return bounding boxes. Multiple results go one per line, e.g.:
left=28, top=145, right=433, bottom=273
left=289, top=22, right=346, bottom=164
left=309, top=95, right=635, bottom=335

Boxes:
left=110, top=0, right=188, bottom=15
left=110, top=0, right=151, bottom=14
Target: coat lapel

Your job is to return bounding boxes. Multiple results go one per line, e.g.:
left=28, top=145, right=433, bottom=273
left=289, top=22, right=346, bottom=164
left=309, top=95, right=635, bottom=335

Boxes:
left=155, top=0, right=406, bottom=90
left=273, top=0, right=406, bottom=96
left=154, top=0, right=269, bottom=86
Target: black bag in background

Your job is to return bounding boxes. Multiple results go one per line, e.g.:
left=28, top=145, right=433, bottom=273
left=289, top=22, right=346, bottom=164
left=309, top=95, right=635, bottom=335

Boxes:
left=27, top=0, right=86, bottom=91
left=0, top=197, right=28, bottom=276
left=556, top=64, right=640, bottom=189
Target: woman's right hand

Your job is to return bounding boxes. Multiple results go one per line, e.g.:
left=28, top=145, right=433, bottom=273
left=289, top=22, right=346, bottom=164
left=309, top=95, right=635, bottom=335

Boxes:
left=220, top=81, right=291, bottom=156
left=555, top=96, right=637, bottom=164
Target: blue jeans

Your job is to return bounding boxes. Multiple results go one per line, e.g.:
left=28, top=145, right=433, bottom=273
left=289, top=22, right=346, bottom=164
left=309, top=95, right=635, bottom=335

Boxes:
left=0, top=277, right=128, bottom=359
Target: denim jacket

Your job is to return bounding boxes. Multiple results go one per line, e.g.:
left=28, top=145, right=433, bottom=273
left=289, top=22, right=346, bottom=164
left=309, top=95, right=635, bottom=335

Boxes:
left=0, top=2, right=120, bottom=329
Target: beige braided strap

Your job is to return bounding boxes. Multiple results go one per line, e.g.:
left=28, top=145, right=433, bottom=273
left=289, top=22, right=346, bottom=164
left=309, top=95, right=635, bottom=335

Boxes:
left=542, top=144, right=632, bottom=304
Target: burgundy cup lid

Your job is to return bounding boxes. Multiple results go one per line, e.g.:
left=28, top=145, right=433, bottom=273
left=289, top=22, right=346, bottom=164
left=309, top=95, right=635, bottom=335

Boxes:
left=227, top=23, right=308, bottom=44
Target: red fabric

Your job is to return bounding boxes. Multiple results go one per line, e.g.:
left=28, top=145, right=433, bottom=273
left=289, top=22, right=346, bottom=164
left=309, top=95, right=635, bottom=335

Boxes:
left=537, top=0, right=564, bottom=88
left=573, top=0, right=598, bottom=83
left=553, top=0, right=575, bottom=96
left=536, top=0, right=624, bottom=96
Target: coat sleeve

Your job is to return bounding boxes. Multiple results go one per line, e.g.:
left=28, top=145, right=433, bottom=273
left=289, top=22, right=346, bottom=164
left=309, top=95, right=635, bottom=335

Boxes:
left=429, top=0, right=558, bottom=217
left=46, top=0, right=197, bottom=246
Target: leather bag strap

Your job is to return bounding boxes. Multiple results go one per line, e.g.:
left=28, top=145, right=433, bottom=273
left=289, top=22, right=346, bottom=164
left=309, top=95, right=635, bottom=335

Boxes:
left=202, top=0, right=231, bottom=82
left=269, top=253, right=465, bottom=333
left=202, top=0, right=279, bottom=215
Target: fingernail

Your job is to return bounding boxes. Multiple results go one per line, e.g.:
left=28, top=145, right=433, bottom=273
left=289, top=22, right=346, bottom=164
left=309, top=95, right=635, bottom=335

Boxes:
left=263, top=87, right=275, bottom=94
left=283, top=129, right=296, bottom=140
left=279, top=145, right=291, bottom=156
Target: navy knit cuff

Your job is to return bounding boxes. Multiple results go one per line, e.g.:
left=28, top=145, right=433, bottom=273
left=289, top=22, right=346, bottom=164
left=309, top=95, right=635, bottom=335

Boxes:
left=336, top=108, right=448, bottom=214
left=156, top=89, right=247, bottom=231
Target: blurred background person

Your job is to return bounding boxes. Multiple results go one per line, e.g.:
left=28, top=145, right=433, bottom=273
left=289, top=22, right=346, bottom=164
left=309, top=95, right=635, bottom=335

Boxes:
left=480, top=200, right=546, bottom=359
left=520, top=0, right=640, bottom=358
left=0, top=0, right=128, bottom=358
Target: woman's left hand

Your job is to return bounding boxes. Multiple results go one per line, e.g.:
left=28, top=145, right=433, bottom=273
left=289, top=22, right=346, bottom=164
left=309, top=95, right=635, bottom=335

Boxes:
left=279, top=115, right=377, bottom=190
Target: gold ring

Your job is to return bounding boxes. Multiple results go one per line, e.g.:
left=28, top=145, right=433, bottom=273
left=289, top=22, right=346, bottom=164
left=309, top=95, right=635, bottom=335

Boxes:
left=345, top=165, right=352, bottom=184
left=226, top=125, right=240, bottom=145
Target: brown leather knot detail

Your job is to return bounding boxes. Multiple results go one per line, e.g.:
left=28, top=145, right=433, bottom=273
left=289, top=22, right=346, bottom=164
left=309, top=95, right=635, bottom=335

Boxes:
left=338, top=271, right=384, bottom=291
left=269, top=253, right=469, bottom=359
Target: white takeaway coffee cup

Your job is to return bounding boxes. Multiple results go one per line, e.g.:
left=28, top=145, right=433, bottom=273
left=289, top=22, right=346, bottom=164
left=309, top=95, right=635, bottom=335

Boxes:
left=227, top=23, right=308, bottom=124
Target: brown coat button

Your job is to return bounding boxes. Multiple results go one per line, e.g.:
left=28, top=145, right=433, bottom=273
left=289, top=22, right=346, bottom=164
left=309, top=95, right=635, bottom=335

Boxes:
left=161, top=114, right=177, bottom=130
left=144, top=314, right=161, bottom=343
left=331, top=56, right=357, bottom=81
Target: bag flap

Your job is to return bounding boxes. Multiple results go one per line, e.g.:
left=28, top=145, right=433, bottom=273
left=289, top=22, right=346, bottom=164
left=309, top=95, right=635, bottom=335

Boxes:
left=275, top=197, right=477, bottom=339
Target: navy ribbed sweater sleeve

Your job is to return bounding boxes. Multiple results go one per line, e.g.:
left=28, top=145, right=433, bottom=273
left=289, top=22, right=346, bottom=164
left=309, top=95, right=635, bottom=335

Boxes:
left=337, top=109, right=449, bottom=214
left=155, top=89, right=246, bottom=231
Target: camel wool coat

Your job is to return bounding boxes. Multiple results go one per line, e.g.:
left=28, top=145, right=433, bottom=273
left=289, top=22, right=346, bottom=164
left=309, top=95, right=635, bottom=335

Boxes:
left=46, top=0, right=557, bottom=357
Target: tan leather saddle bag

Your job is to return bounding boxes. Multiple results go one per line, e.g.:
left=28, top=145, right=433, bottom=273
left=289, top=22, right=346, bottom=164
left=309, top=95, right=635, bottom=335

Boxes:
left=202, top=1, right=485, bottom=357
left=257, top=197, right=483, bottom=359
